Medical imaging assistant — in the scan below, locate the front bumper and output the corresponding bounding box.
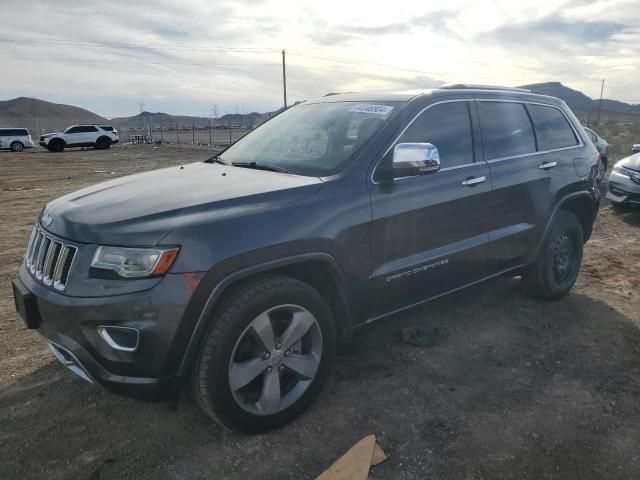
[606,170,640,205]
[13,265,201,402]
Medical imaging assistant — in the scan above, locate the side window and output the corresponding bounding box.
[100,126,114,132]
[78,126,98,133]
[0,130,8,137]
[67,126,82,134]
[477,102,536,160]
[396,102,474,168]
[527,104,578,151]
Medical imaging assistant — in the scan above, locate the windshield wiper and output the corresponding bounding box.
[231,161,292,174]
[208,156,229,166]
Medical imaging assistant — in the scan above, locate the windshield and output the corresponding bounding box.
[217,101,401,176]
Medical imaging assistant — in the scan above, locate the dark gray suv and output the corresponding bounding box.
[12,85,600,432]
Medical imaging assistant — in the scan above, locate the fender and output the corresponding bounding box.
[175,252,353,377]
[529,189,598,262]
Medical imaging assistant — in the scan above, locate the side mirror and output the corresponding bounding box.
[632,144,640,153]
[392,143,440,178]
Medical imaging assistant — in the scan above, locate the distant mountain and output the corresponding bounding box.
[518,82,640,122]
[2,84,638,137]
[0,97,107,135]
[111,110,279,130]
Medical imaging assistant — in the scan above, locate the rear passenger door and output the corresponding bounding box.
[368,99,491,317]
[477,99,581,272]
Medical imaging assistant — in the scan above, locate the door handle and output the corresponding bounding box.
[539,161,557,170]
[461,176,486,187]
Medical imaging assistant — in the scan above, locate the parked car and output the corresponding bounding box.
[607,151,640,208]
[12,86,601,433]
[583,127,609,181]
[633,144,640,153]
[0,128,35,152]
[39,125,119,152]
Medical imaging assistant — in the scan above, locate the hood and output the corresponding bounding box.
[618,152,640,172]
[42,162,323,245]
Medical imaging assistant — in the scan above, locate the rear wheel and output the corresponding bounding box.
[10,141,24,152]
[522,210,584,300]
[48,139,64,152]
[192,275,336,433]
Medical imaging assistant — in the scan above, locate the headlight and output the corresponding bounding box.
[91,246,179,278]
[613,164,629,177]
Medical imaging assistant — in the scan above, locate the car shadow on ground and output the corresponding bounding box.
[1,277,640,480]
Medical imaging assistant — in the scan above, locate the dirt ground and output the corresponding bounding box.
[1,145,639,480]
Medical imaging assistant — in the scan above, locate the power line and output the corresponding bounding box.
[0,36,280,53]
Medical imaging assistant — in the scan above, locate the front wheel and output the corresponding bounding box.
[10,141,24,152]
[95,137,112,149]
[522,210,584,300]
[192,275,336,433]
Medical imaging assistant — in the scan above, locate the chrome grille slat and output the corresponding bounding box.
[23,224,77,292]
[25,227,37,266]
[43,241,63,285]
[29,232,44,273]
[35,237,52,280]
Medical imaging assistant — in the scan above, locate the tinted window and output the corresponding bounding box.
[67,126,82,133]
[100,125,114,131]
[527,104,578,150]
[478,102,535,160]
[81,126,98,133]
[396,101,474,168]
[0,129,27,136]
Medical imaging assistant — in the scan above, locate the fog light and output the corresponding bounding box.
[97,326,140,352]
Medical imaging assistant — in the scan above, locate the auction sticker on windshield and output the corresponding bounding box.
[348,104,394,116]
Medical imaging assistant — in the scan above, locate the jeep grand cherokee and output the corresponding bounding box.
[12,85,600,433]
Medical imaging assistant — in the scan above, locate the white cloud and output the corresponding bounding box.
[0,0,638,116]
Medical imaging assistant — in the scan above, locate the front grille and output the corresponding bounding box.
[24,225,77,291]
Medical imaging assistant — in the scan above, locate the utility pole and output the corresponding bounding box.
[282,49,287,110]
[176,122,180,144]
[192,120,195,144]
[208,113,212,146]
[596,78,605,124]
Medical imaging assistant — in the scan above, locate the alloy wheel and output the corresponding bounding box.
[228,304,323,415]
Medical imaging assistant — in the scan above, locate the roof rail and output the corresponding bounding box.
[439,84,532,93]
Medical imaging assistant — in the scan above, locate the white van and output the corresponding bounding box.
[0,128,35,152]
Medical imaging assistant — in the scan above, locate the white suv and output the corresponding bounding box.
[39,125,119,152]
[0,128,35,152]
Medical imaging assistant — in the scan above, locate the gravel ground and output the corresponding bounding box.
[1,145,639,479]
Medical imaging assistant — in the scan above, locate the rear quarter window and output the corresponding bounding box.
[526,104,578,151]
[100,126,114,131]
[477,101,536,160]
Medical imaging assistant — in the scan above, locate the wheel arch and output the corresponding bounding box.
[532,191,597,262]
[176,253,353,377]
[96,135,112,144]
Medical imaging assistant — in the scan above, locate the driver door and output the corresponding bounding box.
[368,100,492,317]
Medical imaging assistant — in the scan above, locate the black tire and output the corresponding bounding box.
[611,201,628,211]
[48,139,64,152]
[95,137,112,149]
[10,141,24,152]
[192,275,336,433]
[522,210,584,300]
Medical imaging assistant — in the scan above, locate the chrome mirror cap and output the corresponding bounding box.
[392,142,441,177]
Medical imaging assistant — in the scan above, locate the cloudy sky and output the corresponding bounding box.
[1,0,638,117]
